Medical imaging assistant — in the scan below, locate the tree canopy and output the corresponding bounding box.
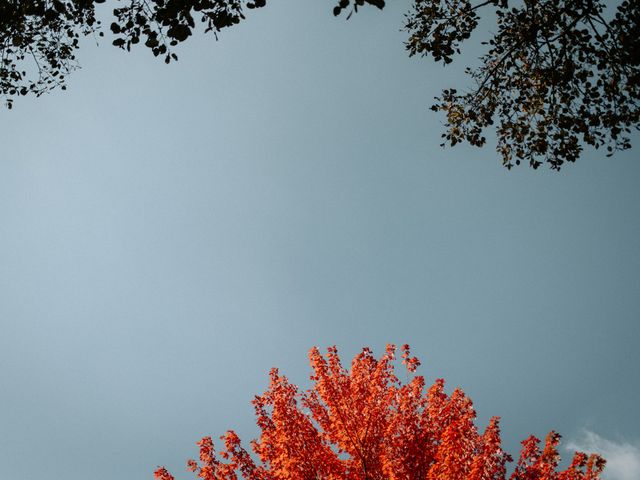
[1,0,638,169]
[153,344,605,480]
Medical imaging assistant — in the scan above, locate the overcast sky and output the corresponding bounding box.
[1,2,639,480]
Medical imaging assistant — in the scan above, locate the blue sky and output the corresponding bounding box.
[1,2,639,479]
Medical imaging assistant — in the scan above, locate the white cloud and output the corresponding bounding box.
[566,430,640,480]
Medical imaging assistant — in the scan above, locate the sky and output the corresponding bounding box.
[1,2,639,479]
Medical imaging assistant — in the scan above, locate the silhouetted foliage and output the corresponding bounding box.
[402,0,640,169]
[1,0,638,169]
[0,0,102,105]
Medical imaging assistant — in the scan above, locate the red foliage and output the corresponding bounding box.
[155,345,605,480]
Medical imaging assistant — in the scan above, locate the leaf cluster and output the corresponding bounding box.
[331,0,386,19]
[0,0,103,109]
[108,0,265,64]
[0,0,266,106]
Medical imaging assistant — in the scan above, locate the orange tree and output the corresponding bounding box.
[154,344,605,480]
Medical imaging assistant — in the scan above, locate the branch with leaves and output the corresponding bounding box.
[402,0,640,169]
